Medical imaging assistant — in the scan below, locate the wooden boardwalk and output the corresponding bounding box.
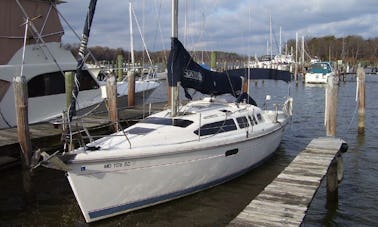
[229,137,347,226]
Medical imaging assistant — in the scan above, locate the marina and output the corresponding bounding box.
[1,0,378,226]
[1,75,378,226]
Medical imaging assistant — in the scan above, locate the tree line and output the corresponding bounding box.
[286,35,378,65]
[64,35,378,67]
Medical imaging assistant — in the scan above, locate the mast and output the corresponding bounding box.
[279,26,282,55]
[68,0,97,122]
[129,2,135,70]
[269,15,272,60]
[170,0,179,117]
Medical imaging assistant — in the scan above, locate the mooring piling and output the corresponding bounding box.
[13,76,32,169]
[127,70,136,107]
[357,66,365,134]
[106,73,119,132]
[325,74,338,136]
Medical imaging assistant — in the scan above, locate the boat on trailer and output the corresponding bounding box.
[38,0,293,223]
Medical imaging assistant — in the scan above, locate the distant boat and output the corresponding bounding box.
[304,62,335,84]
[0,42,159,128]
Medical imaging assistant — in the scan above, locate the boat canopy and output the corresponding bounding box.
[167,38,291,100]
[167,38,242,99]
[309,62,332,74]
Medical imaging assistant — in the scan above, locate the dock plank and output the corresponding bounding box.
[229,137,346,226]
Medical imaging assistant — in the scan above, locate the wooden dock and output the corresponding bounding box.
[229,137,347,226]
[0,102,166,168]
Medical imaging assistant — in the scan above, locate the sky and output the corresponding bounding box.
[57,0,378,56]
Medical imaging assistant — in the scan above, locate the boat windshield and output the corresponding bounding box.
[309,63,332,74]
[141,117,193,128]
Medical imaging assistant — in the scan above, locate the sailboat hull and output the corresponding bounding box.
[66,124,285,222]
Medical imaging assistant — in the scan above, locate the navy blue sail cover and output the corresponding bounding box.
[224,68,292,83]
[167,38,291,100]
[167,38,242,98]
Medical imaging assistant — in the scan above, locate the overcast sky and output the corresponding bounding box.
[57,0,378,56]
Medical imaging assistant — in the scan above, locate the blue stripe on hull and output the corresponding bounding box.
[88,148,277,220]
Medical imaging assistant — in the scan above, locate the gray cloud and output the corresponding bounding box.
[58,0,378,56]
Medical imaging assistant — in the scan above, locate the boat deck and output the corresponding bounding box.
[0,102,167,168]
[229,137,347,226]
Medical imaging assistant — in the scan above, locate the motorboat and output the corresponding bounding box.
[0,42,159,128]
[304,62,335,84]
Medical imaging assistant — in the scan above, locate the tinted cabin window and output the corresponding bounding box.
[28,70,98,98]
[0,79,10,102]
[79,70,99,91]
[194,119,237,136]
[28,72,65,97]
[236,116,249,129]
[141,117,193,128]
[248,116,254,126]
[257,113,263,122]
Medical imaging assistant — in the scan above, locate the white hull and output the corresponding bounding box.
[61,98,291,222]
[68,127,284,222]
[304,72,330,84]
[305,62,335,84]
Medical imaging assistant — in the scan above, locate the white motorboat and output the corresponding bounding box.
[0,42,159,128]
[304,62,335,84]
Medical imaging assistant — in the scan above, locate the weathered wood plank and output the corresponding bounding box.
[229,137,346,226]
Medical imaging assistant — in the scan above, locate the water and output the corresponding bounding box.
[1,75,378,226]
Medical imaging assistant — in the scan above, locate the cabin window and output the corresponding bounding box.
[236,116,249,129]
[248,116,254,125]
[194,119,237,136]
[0,79,10,102]
[257,113,263,122]
[250,114,258,125]
[78,70,99,91]
[28,72,65,97]
[28,70,99,98]
[141,117,193,128]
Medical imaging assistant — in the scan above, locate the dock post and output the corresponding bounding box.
[325,75,338,136]
[13,76,32,169]
[65,71,74,111]
[357,67,365,134]
[127,70,135,106]
[326,157,339,205]
[117,54,124,81]
[211,51,217,70]
[106,73,119,132]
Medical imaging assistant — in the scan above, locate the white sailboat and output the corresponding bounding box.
[39,0,293,223]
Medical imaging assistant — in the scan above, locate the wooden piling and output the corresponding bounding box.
[13,76,32,168]
[326,157,338,204]
[325,75,338,136]
[127,70,135,106]
[210,51,216,70]
[106,74,118,132]
[357,67,365,134]
[117,54,124,81]
[294,63,299,84]
[65,71,74,111]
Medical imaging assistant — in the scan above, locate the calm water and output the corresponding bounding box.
[1,75,377,226]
